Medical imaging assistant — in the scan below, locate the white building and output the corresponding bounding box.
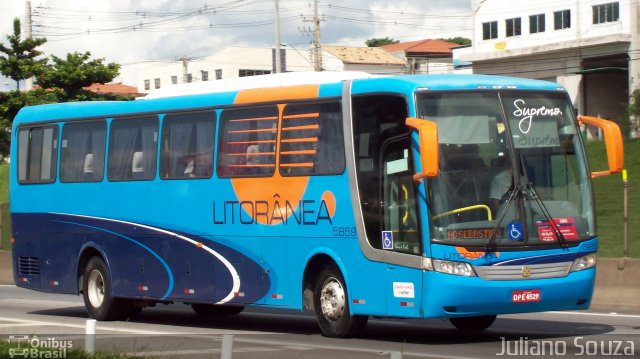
[124,45,409,95]
[458,0,640,137]
[126,46,315,94]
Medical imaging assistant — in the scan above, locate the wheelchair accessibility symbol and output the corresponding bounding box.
[382,231,394,250]
[508,222,524,241]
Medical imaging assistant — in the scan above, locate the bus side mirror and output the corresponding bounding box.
[578,115,624,178]
[406,117,439,181]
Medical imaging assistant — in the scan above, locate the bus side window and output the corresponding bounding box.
[217,106,278,178]
[160,111,215,179]
[108,116,158,181]
[17,125,59,184]
[60,120,106,183]
[279,101,345,176]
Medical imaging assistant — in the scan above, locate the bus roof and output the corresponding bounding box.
[13,73,566,126]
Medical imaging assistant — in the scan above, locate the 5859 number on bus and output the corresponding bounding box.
[332,227,357,237]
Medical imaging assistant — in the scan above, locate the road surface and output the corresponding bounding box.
[0,285,638,358]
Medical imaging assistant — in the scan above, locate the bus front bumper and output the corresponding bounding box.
[422,267,595,318]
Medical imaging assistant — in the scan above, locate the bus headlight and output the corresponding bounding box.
[432,259,476,277]
[571,254,596,272]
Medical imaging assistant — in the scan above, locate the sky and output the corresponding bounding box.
[0,0,472,90]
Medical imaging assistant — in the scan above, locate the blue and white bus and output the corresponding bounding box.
[10,72,623,337]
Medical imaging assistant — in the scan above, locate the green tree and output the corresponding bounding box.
[0,18,48,90]
[365,37,400,47]
[36,51,121,101]
[0,89,59,156]
[439,37,472,46]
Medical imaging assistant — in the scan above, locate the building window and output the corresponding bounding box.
[239,69,271,77]
[171,76,178,85]
[215,69,222,80]
[554,10,571,30]
[593,2,619,24]
[186,73,193,83]
[144,79,150,91]
[201,70,209,81]
[529,14,546,34]
[482,21,498,40]
[154,78,161,89]
[505,17,521,37]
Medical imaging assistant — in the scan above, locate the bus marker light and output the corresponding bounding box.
[184,288,195,294]
[49,280,59,286]
[400,302,414,307]
[234,291,245,297]
[352,299,366,305]
[271,294,283,299]
[196,242,203,248]
[10,237,15,245]
[137,285,149,292]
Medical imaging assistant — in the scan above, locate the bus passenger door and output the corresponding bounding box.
[380,135,423,317]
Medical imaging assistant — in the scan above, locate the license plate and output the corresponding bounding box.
[512,289,541,303]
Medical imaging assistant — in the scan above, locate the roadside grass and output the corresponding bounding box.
[0,139,637,257]
[0,163,9,251]
[585,138,640,258]
[0,340,137,359]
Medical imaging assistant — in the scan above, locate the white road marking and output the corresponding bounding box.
[0,316,166,335]
[547,311,640,319]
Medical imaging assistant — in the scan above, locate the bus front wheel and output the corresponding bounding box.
[82,256,140,321]
[450,315,497,331]
[313,264,367,338]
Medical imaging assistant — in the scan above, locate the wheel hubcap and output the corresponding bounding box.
[320,278,345,322]
[87,269,105,308]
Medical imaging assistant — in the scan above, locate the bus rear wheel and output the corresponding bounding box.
[313,264,367,338]
[191,303,244,316]
[450,315,497,331]
[83,256,140,321]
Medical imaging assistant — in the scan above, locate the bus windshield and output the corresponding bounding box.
[417,91,594,248]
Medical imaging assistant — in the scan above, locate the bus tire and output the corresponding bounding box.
[191,303,244,316]
[450,315,497,331]
[313,264,367,338]
[82,256,132,321]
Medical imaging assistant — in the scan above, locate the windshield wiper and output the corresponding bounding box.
[526,182,568,248]
[485,183,521,253]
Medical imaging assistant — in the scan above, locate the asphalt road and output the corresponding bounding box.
[0,285,638,358]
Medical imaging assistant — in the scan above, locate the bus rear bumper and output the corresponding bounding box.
[422,267,595,318]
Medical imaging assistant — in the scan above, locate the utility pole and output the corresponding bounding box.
[24,0,33,91]
[274,0,281,73]
[301,0,323,71]
[177,56,194,83]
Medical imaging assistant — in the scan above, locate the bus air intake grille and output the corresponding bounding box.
[18,257,41,275]
[474,262,572,280]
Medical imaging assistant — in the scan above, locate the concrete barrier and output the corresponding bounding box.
[0,250,638,313]
[591,258,640,314]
